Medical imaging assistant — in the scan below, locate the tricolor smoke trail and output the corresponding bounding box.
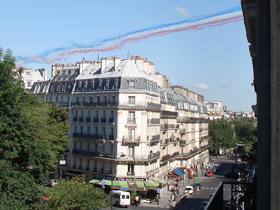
[17,6,243,65]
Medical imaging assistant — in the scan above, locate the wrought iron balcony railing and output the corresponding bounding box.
[73,132,106,140]
[122,135,141,144]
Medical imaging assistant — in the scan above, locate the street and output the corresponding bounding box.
[102,155,238,210]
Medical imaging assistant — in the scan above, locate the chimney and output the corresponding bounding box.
[101,57,108,73]
[114,56,121,70]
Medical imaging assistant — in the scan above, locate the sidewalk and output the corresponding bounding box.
[140,174,205,208]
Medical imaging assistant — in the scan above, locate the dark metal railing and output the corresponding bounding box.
[205,181,256,210]
[122,135,141,143]
[71,101,118,107]
[73,132,106,140]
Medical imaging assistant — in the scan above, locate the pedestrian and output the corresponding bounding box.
[134,195,139,206]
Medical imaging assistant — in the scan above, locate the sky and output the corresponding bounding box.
[0,0,256,112]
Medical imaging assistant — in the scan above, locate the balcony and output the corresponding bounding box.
[161,110,178,117]
[147,102,161,110]
[151,135,160,141]
[180,140,187,146]
[127,171,135,176]
[127,118,136,124]
[72,149,115,159]
[108,135,114,140]
[171,151,179,158]
[148,118,160,125]
[109,117,114,123]
[116,151,160,162]
[86,117,91,122]
[161,139,169,145]
[180,128,186,135]
[101,117,106,123]
[122,135,141,144]
[160,124,168,131]
[71,101,118,107]
[176,145,210,160]
[79,117,84,122]
[73,132,106,140]
[93,117,98,123]
[161,154,171,162]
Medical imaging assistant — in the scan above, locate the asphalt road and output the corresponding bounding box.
[173,156,237,210]
[102,156,239,210]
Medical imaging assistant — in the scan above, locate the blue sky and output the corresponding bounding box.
[0,0,255,112]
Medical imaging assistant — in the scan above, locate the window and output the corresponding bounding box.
[104,79,109,88]
[128,80,135,89]
[128,96,135,105]
[26,71,31,75]
[114,78,118,87]
[27,81,31,87]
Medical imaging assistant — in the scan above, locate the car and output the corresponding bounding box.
[206,170,213,177]
[236,158,242,163]
[184,185,194,195]
[200,200,209,210]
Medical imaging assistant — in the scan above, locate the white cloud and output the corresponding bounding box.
[193,83,210,90]
[219,82,232,88]
[175,7,189,16]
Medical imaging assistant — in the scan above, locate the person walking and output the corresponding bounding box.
[134,195,139,206]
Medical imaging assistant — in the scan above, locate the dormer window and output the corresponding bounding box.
[98,79,102,89]
[104,79,109,89]
[128,79,135,89]
[114,78,118,89]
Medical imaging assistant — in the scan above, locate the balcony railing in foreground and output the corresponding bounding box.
[205,181,256,210]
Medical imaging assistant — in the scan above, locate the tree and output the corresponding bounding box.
[0,47,70,209]
[35,176,108,210]
[208,118,237,154]
[232,117,257,156]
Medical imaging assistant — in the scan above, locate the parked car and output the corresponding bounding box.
[184,185,194,195]
[206,170,213,177]
[200,200,209,210]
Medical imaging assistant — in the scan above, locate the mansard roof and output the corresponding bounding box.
[77,59,156,82]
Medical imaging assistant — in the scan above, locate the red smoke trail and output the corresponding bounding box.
[19,12,243,65]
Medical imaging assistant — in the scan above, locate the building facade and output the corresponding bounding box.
[31,56,210,190]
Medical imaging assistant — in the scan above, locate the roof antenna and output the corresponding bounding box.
[127,50,134,59]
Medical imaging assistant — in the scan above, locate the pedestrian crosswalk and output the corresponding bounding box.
[200,186,231,191]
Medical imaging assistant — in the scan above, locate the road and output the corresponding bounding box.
[102,156,238,210]
[173,156,236,210]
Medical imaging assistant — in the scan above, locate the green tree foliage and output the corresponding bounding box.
[36,176,108,210]
[232,117,257,155]
[0,47,70,209]
[208,118,237,153]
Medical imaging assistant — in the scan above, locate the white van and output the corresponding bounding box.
[185,185,194,195]
[107,190,131,207]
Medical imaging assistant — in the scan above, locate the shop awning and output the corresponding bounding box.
[144,180,159,189]
[89,179,121,189]
[173,168,185,177]
[89,179,147,191]
[119,181,129,190]
[152,177,167,187]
